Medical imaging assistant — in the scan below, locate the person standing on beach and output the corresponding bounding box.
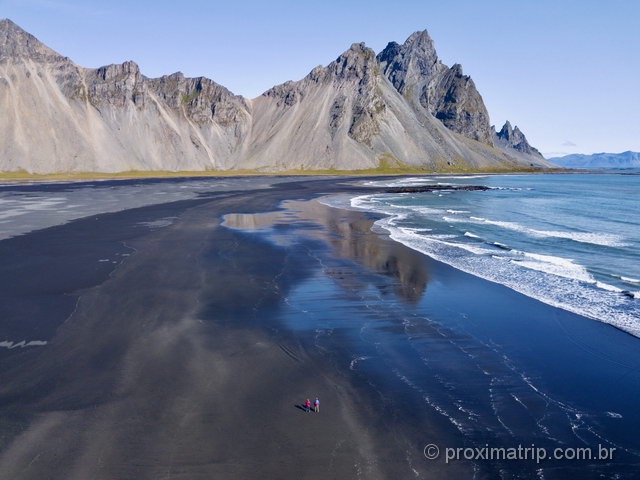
[305,398,311,413]
[314,397,320,413]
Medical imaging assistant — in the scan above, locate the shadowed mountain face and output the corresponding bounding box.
[377,31,493,145]
[0,19,552,173]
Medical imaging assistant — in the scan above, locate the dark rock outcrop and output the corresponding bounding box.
[384,185,490,194]
[148,72,248,126]
[330,43,385,145]
[493,121,543,158]
[88,61,147,108]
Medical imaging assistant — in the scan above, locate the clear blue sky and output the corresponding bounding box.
[1,0,638,157]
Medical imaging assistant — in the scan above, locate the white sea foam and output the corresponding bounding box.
[350,195,398,216]
[437,175,489,180]
[418,234,497,256]
[455,215,627,247]
[0,340,48,349]
[447,209,470,214]
[595,281,625,293]
[374,215,640,338]
[338,186,640,333]
[413,206,446,215]
[428,234,458,240]
[392,368,468,434]
[441,216,465,224]
[447,242,497,256]
[509,260,587,282]
[398,226,432,234]
[534,230,627,247]
[138,217,176,228]
[362,177,434,188]
[464,232,482,239]
[349,356,371,370]
[621,276,640,284]
[511,251,595,283]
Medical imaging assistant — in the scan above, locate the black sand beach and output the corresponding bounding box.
[0,177,638,479]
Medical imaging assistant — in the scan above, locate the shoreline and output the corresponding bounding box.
[222,193,640,477]
[0,176,638,478]
[0,166,563,184]
[338,175,640,340]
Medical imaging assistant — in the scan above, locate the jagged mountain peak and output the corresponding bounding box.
[499,120,513,135]
[496,121,531,143]
[497,121,527,141]
[328,42,378,81]
[0,18,28,38]
[493,121,543,159]
[403,29,437,53]
[378,30,437,66]
[94,60,142,81]
[0,18,64,63]
[0,18,17,30]
[378,31,493,145]
[263,42,379,102]
[377,30,441,95]
[450,63,464,74]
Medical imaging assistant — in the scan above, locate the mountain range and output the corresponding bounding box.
[0,19,553,174]
[548,151,640,169]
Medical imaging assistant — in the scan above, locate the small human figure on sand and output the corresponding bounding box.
[314,397,320,413]
[305,398,311,413]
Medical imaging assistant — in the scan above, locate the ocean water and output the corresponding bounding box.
[228,190,640,478]
[347,174,640,337]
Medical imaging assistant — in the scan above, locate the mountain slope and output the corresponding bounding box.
[0,19,552,173]
[0,19,251,173]
[549,151,640,169]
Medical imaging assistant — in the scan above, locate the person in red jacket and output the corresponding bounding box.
[305,398,311,413]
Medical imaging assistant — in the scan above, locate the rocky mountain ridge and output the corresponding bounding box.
[0,19,552,173]
[492,120,544,163]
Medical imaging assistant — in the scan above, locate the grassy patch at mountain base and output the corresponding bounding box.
[0,163,554,182]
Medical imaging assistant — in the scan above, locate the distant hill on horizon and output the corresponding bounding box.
[548,151,640,169]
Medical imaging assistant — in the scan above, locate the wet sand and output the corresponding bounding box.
[0,177,638,479]
[0,179,445,479]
